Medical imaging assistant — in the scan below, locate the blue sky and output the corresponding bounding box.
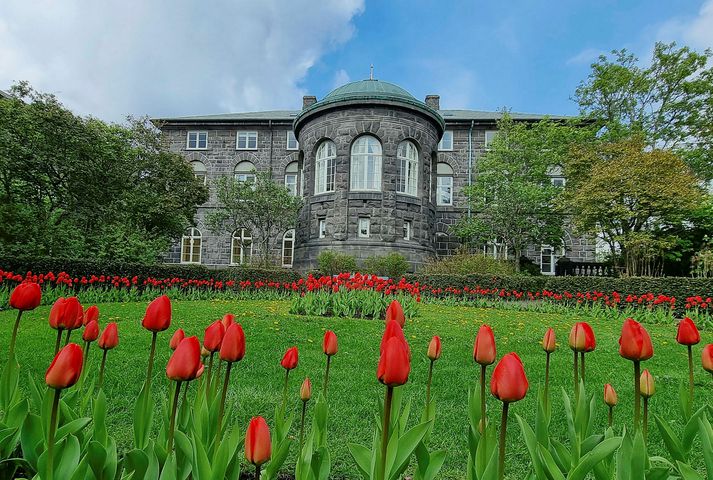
[1,0,711,121]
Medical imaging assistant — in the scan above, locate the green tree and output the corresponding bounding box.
[207,171,303,267]
[453,114,588,271]
[574,42,713,181]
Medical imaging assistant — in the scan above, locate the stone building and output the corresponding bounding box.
[154,79,595,273]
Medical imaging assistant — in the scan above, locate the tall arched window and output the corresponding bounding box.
[234,161,256,184]
[284,162,300,196]
[397,141,418,196]
[315,141,336,194]
[231,228,252,265]
[350,136,382,191]
[436,163,454,206]
[181,228,201,264]
[282,229,295,267]
[191,161,207,185]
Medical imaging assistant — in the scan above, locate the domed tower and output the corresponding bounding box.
[292,79,445,271]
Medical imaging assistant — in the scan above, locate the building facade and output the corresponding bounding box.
[155,79,596,273]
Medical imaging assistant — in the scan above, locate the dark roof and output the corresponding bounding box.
[0,90,12,100]
[325,79,416,102]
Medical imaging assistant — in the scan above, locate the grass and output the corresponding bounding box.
[1,299,712,479]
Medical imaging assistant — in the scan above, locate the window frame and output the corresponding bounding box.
[234,161,257,185]
[350,136,383,192]
[403,220,412,241]
[231,228,253,265]
[397,140,419,196]
[550,176,566,187]
[284,162,300,196]
[315,141,336,195]
[358,217,371,238]
[436,163,454,206]
[438,130,453,151]
[186,131,208,150]
[236,131,259,150]
[484,130,498,148]
[318,219,327,239]
[286,131,299,150]
[180,227,202,264]
[540,245,555,275]
[281,229,295,267]
[190,160,208,186]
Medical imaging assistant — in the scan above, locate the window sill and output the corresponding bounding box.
[236,148,258,151]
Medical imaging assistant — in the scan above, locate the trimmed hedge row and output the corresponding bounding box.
[0,257,301,284]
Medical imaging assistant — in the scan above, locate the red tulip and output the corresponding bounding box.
[9,282,41,311]
[245,416,272,466]
[701,344,713,373]
[83,320,100,342]
[142,295,171,332]
[640,370,655,398]
[427,335,442,361]
[281,346,299,370]
[83,305,99,326]
[676,317,700,346]
[490,352,528,403]
[618,318,654,361]
[71,304,84,330]
[203,320,225,352]
[98,323,119,350]
[221,313,235,330]
[169,329,185,350]
[385,300,405,327]
[300,377,312,401]
[166,336,204,381]
[381,320,409,356]
[603,384,618,406]
[542,328,556,353]
[569,322,596,352]
[377,336,411,387]
[220,323,246,362]
[323,330,338,356]
[45,343,83,389]
[474,324,496,366]
[48,297,81,330]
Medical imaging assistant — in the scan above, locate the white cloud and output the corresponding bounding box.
[332,69,351,89]
[655,0,713,50]
[566,48,606,66]
[0,0,364,121]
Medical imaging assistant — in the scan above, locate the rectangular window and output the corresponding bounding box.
[484,130,497,148]
[403,221,412,240]
[318,219,327,239]
[358,217,370,238]
[436,176,453,206]
[551,177,566,187]
[286,131,299,150]
[187,131,208,150]
[236,131,258,150]
[541,246,555,275]
[285,174,298,196]
[438,130,453,151]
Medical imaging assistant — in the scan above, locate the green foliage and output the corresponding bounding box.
[316,251,357,276]
[363,253,410,278]
[420,252,516,276]
[290,291,418,320]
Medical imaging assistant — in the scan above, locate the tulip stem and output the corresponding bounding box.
[498,402,509,480]
[323,355,331,399]
[281,370,290,415]
[217,362,232,437]
[167,380,182,453]
[573,351,579,402]
[54,329,63,356]
[608,406,613,428]
[426,359,434,405]
[64,329,71,346]
[379,386,394,480]
[145,332,157,390]
[255,464,261,480]
[480,364,487,434]
[8,310,22,362]
[544,352,551,411]
[98,349,108,389]
[580,352,585,383]
[206,353,215,395]
[643,397,649,443]
[687,345,694,403]
[47,388,62,480]
[634,361,641,432]
[299,400,307,451]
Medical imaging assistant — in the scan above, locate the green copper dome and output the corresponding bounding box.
[324,79,416,102]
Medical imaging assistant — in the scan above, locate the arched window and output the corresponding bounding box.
[436,163,453,206]
[181,228,201,264]
[315,141,336,194]
[231,228,252,265]
[284,162,300,196]
[351,136,382,191]
[397,141,418,196]
[234,161,256,184]
[282,229,295,267]
[191,161,207,185]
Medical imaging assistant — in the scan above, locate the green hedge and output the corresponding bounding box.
[0,257,301,284]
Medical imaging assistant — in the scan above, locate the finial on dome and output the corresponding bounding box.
[370,64,374,80]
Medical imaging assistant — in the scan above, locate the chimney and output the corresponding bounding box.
[302,95,317,109]
[425,95,440,110]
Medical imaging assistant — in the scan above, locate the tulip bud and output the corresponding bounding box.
[201,346,210,358]
[300,377,312,401]
[245,416,272,466]
[45,343,83,389]
[203,320,225,353]
[619,318,654,361]
[72,304,84,330]
[427,335,442,361]
[640,369,655,398]
[676,317,700,346]
[490,352,529,403]
[9,282,42,311]
[167,336,204,381]
[381,320,410,357]
[377,336,411,387]
[169,329,185,350]
[83,320,100,343]
[220,323,246,362]
[49,297,81,330]
[385,300,405,327]
[281,346,299,370]
[323,330,338,356]
[542,328,556,353]
[221,313,235,330]
[474,324,496,366]
[142,295,171,332]
[569,322,596,352]
[703,344,713,373]
[603,384,618,407]
[98,322,119,350]
[83,305,99,326]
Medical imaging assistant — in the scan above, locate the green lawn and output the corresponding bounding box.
[1,299,711,479]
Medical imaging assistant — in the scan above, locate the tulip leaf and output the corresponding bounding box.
[630,430,646,480]
[390,421,431,479]
[55,417,91,444]
[348,443,372,480]
[20,413,42,472]
[515,414,546,480]
[568,436,621,480]
[698,416,713,480]
[683,406,707,453]
[312,446,332,480]
[87,441,108,479]
[122,448,149,480]
[549,438,571,474]
[159,454,178,480]
[423,449,446,480]
[93,390,108,447]
[678,381,692,423]
[133,383,154,450]
[536,443,566,480]
[654,414,685,463]
[677,460,705,480]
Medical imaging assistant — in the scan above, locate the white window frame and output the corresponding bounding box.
[358,217,370,238]
[318,219,327,239]
[286,131,299,150]
[438,130,453,151]
[231,228,253,265]
[550,176,566,187]
[284,162,300,196]
[397,141,418,196]
[234,161,257,185]
[315,141,336,194]
[350,136,382,192]
[191,160,207,185]
[281,229,295,267]
[186,131,208,150]
[181,228,202,264]
[484,130,498,148]
[540,245,555,275]
[436,163,454,206]
[403,221,412,241]
[236,131,258,150]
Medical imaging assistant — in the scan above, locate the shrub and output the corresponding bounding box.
[420,253,517,276]
[316,251,357,276]
[363,253,410,278]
